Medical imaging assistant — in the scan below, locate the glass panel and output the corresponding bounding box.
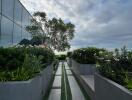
[0,16,13,47]
[0,14,1,44]
[28,32,32,40]
[0,0,1,13]
[28,16,32,40]
[22,29,28,39]
[2,0,14,20]
[29,16,32,25]
[13,23,22,45]
[14,0,22,25]
[22,9,29,28]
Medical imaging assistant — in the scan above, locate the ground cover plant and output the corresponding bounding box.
[96,46,132,91]
[0,46,54,82]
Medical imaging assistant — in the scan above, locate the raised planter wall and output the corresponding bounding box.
[71,60,96,75]
[66,58,72,67]
[0,64,53,100]
[95,74,132,100]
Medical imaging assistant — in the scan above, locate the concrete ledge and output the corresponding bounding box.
[72,70,95,100]
[95,74,132,100]
[71,60,96,75]
[0,64,53,100]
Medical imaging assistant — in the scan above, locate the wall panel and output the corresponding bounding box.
[2,0,14,20]
[13,23,22,44]
[14,0,22,26]
[0,16,13,47]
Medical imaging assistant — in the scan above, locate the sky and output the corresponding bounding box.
[20,0,132,51]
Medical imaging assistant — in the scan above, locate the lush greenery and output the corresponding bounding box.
[67,52,72,58]
[96,46,132,90]
[26,12,75,51]
[0,46,54,81]
[56,54,67,60]
[19,36,44,46]
[72,47,105,64]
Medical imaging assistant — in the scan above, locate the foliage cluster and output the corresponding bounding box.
[0,46,54,81]
[96,46,132,90]
[26,12,75,51]
[67,52,72,58]
[72,47,105,64]
[56,54,67,60]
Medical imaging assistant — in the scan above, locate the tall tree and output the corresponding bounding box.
[26,11,75,51]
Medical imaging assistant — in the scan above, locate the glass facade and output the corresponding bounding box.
[0,0,32,47]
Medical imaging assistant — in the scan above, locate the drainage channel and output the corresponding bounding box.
[61,62,72,100]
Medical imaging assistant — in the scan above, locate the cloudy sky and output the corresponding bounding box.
[20,0,132,50]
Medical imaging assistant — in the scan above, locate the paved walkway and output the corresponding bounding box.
[56,65,62,76]
[48,62,62,100]
[48,61,86,100]
[64,62,86,100]
[48,89,61,100]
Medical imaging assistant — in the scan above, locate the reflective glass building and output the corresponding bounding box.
[0,0,32,47]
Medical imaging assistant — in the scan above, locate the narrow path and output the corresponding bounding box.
[48,62,62,100]
[48,61,87,100]
[64,62,86,100]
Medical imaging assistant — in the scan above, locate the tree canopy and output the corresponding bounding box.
[26,11,75,51]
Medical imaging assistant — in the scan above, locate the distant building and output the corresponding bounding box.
[0,0,33,47]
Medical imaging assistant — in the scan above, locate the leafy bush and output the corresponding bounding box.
[97,46,132,87]
[19,39,31,45]
[56,54,67,60]
[0,46,55,81]
[67,52,72,58]
[72,47,105,64]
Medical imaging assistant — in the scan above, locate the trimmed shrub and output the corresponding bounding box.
[56,54,67,60]
[72,47,105,64]
[67,52,72,58]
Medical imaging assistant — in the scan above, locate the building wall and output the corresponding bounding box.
[0,0,32,47]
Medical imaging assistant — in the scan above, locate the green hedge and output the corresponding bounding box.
[0,46,55,81]
[56,54,67,60]
[67,52,72,58]
[72,47,105,64]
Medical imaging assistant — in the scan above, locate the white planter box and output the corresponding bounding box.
[0,64,53,100]
[94,74,132,100]
[71,60,96,75]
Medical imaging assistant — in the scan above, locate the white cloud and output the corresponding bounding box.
[20,0,132,50]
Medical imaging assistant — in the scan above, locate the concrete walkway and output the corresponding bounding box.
[48,62,62,100]
[48,62,86,100]
[56,64,62,76]
[64,62,86,100]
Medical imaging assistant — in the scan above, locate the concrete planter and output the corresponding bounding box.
[95,74,132,100]
[66,58,72,67]
[0,64,53,100]
[71,60,96,75]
